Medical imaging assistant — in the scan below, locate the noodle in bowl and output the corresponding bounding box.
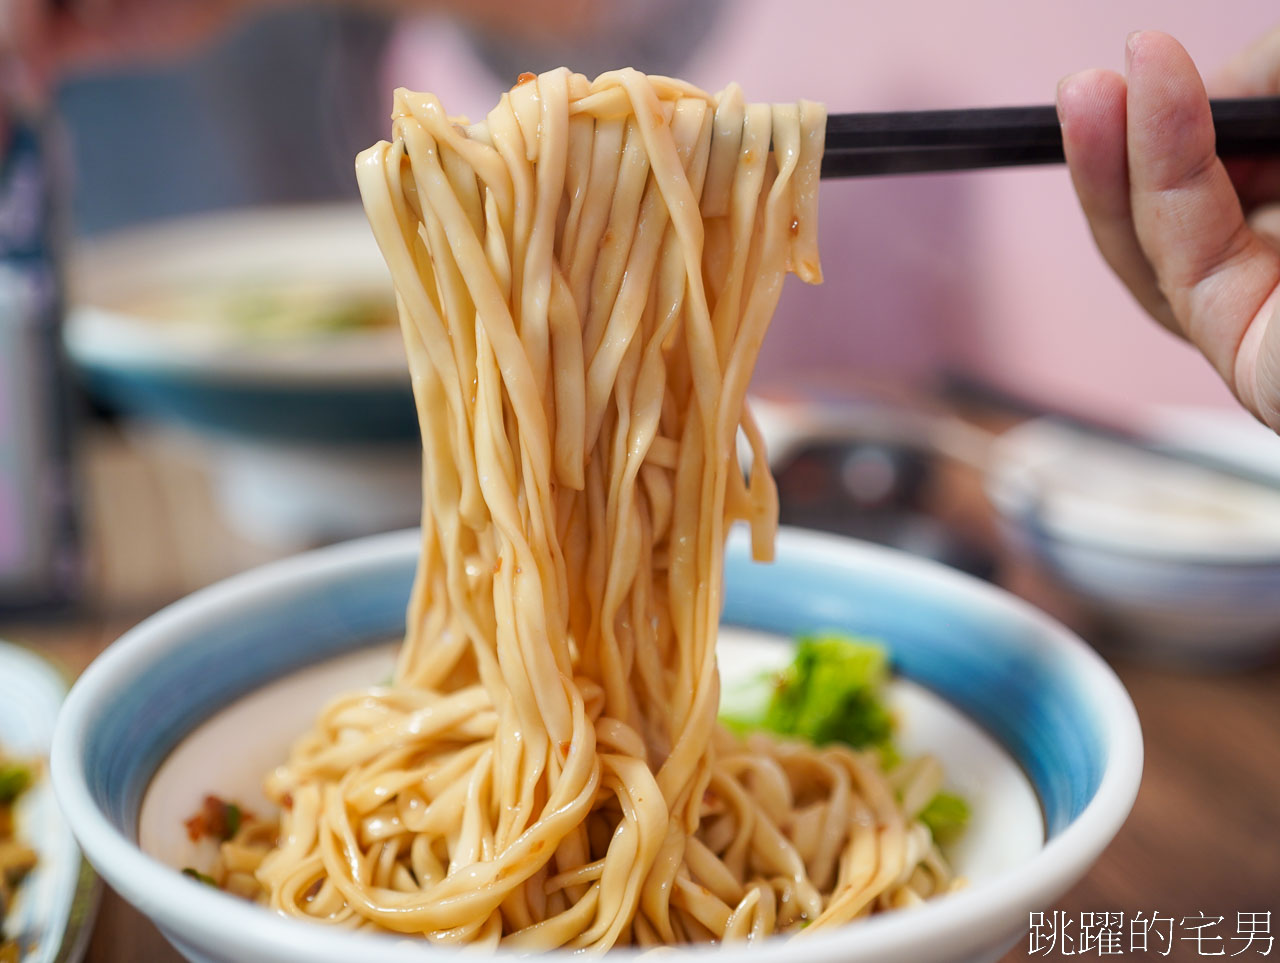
[51,527,1141,963]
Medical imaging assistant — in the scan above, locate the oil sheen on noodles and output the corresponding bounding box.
[252,69,956,950]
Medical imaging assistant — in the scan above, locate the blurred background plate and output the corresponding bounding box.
[0,641,97,963]
[63,206,422,548]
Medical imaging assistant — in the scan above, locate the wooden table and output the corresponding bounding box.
[4,423,1278,962]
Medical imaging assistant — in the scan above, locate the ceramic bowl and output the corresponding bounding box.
[986,410,1280,664]
[52,528,1142,963]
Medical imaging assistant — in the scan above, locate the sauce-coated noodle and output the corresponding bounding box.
[252,69,957,950]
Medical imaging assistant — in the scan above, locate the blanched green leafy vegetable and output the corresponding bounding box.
[0,764,31,805]
[181,867,218,887]
[761,634,896,753]
[721,632,970,843]
[224,288,395,338]
[918,791,970,844]
[223,803,242,841]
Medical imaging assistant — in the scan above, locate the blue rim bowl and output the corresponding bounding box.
[51,527,1142,963]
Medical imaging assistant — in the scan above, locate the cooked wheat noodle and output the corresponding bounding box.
[247,69,956,950]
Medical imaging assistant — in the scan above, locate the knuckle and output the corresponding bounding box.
[1148,143,1219,197]
[1192,220,1256,290]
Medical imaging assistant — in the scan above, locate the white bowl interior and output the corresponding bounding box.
[140,630,1043,887]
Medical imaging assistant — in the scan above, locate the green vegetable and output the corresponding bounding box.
[0,763,32,804]
[224,288,392,338]
[223,803,242,841]
[760,634,896,753]
[720,632,971,846]
[181,867,218,887]
[918,791,971,844]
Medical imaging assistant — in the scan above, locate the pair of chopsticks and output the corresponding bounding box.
[819,96,1280,177]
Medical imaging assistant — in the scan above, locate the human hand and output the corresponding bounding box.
[1056,29,1280,432]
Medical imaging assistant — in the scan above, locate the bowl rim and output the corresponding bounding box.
[51,527,1143,963]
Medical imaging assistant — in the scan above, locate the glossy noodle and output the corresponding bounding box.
[250,69,956,950]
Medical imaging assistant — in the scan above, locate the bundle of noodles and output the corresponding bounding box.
[252,69,957,950]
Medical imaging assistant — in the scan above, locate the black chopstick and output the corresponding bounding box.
[941,372,1280,492]
[820,96,1280,178]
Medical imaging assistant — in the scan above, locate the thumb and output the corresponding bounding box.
[1125,31,1280,422]
[1249,300,1280,432]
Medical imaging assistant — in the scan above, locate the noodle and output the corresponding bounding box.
[251,69,956,949]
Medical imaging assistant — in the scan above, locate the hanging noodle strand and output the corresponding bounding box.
[247,69,957,950]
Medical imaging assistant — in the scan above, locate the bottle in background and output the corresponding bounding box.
[0,112,79,610]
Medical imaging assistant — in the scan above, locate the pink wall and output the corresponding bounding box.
[386,1,1279,418]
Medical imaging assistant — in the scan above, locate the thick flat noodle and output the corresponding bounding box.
[249,68,957,950]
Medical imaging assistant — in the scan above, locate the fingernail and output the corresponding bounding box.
[1125,30,1143,73]
[1055,74,1074,121]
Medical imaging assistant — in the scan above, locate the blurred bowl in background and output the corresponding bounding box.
[66,204,415,441]
[64,206,422,547]
[750,391,942,469]
[750,391,997,578]
[986,408,1280,666]
[205,435,421,548]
